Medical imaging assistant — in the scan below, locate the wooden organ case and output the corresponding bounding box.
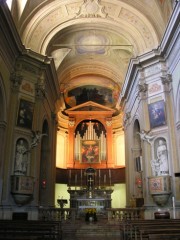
[65,101,115,169]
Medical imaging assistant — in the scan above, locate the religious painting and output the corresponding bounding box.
[17,99,34,129]
[81,140,100,163]
[148,100,166,128]
[64,85,116,108]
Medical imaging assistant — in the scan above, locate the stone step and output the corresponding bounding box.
[61,221,123,240]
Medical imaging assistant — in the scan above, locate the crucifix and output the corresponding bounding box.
[87,175,94,190]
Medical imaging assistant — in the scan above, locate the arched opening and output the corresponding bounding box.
[132,119,143,202]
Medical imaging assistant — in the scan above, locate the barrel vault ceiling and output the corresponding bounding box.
[8,0,173,130]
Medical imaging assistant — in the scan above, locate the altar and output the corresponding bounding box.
[67,167,113,216]
[68,188,113,215]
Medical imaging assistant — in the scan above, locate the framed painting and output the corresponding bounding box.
[17,99,34,129]
[148,100,166,128]
[81,140,100,163]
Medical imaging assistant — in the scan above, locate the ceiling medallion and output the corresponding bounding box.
[76,0,107,18]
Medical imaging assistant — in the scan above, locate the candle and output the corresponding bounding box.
[99,169,101,177]
[81,169,82,179]
[69,170,71,186]
[75,174,77,184]
[172,196,175,208]
[109,169,111,178]
[104,174,106,184]
[172,196,176,219]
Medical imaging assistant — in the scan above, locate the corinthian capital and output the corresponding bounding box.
[138,83,148,93]
[161,74,172,85]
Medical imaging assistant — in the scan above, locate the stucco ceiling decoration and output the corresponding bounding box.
[9,0,170,129]
[76,0,107,18]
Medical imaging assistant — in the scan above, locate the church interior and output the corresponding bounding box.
[0,0,180,239]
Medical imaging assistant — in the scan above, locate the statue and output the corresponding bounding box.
[151,139,169,176]
[30,130,48,150]
[14,131,47,175]
[157,139,169,175]
[151,158,161,176]
[14,139,28,175]
[136,130,155,145]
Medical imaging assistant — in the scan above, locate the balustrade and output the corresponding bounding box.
[39,207,144,222]
[39,207,76,221]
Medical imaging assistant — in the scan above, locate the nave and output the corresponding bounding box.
[1,213,180,240]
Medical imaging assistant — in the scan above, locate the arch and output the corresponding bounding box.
[21,1,160,55]
[133,119,142,172]
[133,119,141,150]
[132,119,143,197]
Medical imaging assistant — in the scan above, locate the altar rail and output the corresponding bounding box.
[39,207,76,221]
[107,208,144,221]
[39,207,144,222]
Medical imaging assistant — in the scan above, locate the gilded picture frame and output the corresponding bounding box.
[81,140,100,163]
[148,100,166,128]
[17,99,34,129]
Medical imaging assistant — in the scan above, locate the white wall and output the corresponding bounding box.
[111,184,126,208]
[55,183,126,208]
[55,184,70,207]
[56,133,66,168]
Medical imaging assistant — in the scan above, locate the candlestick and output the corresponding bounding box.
[172,196,175,208]
[109,169,111,178]
[99,169,101,188]
[109,169,111,186]
[104,174,106,185]
[80,169,82,188]
[69,169,71,186]
[172,196,176,219]
[75,174,77,184]
[75,174,77,190]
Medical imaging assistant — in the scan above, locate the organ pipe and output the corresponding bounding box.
[74,120,106,161]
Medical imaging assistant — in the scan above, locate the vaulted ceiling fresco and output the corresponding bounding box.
[7,0,173,129]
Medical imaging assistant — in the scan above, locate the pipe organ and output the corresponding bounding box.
[74,120,107,163]
[65,101,115,168]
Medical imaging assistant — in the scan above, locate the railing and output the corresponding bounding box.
[39,207,76,221]
[38,207,144,222]
[107,208,144,221]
